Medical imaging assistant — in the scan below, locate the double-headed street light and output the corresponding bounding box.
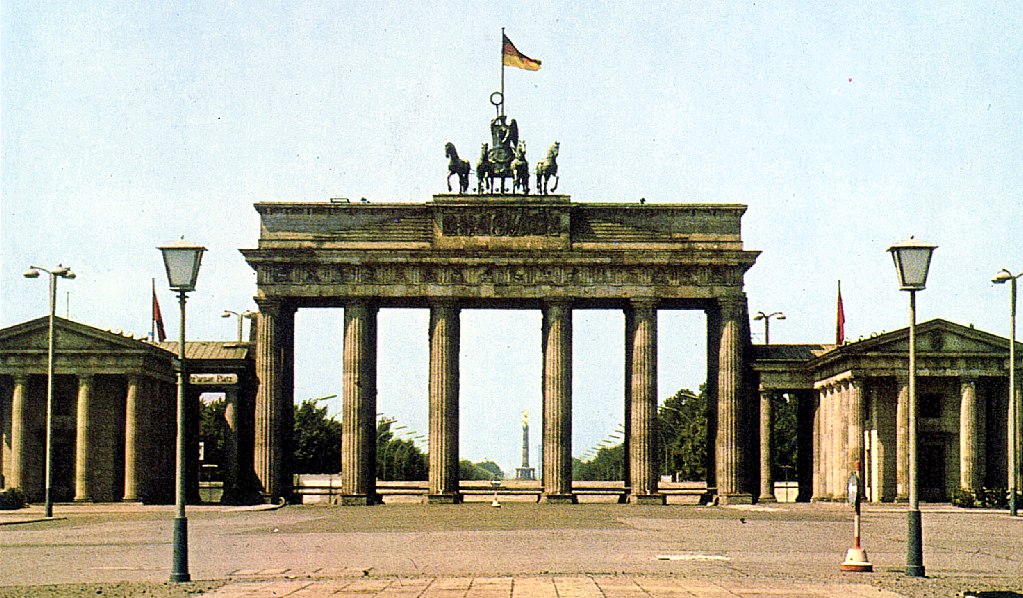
[23,265,76,519]
[221,309,256,342]
[158,238,207,583]
[888,236,937,578]
[993,268,1020,517]
[753,311,786,345]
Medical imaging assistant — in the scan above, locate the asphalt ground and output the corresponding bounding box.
[1,500,1021,597]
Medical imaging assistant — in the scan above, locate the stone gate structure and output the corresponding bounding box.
[241,194,760,504]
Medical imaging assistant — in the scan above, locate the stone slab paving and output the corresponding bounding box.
[200,576,907,597]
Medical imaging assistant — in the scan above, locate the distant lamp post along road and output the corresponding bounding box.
[158,238,207,583]
[221,309,256,342]
[23,264,76,519]
[992,268,1020,518]
[887,236,936,578]
[753,311,785,345]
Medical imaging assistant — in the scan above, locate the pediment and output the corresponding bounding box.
[844,319,1009,356]
[0,316,154,354]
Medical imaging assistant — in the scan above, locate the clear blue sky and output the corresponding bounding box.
[3,2,1021,475]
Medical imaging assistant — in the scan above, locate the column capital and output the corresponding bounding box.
[254,297,292,314]
[429,297,461,310]
[629,298,659,311]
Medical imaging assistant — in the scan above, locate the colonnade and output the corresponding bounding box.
[252,295,752,505]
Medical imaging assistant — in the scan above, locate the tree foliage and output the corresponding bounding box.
[772,392,798,481]
[573,444,624,481]
[199,398,227,475]
[659,387,707,481]
[293,397,343,474]
[377,420,428,480]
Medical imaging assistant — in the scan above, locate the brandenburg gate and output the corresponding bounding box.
[241,194,759,505]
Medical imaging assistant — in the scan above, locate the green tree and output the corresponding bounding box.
[199,398,227,477]
[658,387,707,481]
[293,397,342,474]
[458,459,506,480]
[475,460,505,480]
[573,444,624,481]
[772,392,798,482]
[377,420,427,480]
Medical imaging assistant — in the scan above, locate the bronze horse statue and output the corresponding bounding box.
[445,142,470,194]
[510,140,530,195]
[476,143,494,194]
[535,141,559,195]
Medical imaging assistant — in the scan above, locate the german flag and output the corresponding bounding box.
[502,33,541,71]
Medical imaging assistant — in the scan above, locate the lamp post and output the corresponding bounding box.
[993,269,1020,517]
[888,236,937,578]
[23,265,76,518]
[158,238,207,583]
[753,311,786,345]
[221,310,256,342]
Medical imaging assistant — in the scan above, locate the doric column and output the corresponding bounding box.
[847,379,864,483]
[123,375,140,501]
[254,298,295,502]
[959,378,979,492]
[704,306,721,491]
[428,300,460,503]
[895,376,909,501]
[628,299,662,504]
[715,296,750,504]
[9,375,29,491]
[542,300,575,503]
[814,386,822,498]
[820,385,832,498]
[221,386,241,504]
[758,388,775,502]
[341,300,378,505]
[74,374,94,502]
[831,383,845,499]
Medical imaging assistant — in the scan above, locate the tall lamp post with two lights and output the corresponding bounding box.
[992,268,1020,517]
[23,265,76,518]
[887,236,937,578]
[158,238,207,583]
[222,309,256,343]
[753,311,785,345]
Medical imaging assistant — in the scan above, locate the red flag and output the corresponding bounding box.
[836,280,845,345]
[152,280,167,342]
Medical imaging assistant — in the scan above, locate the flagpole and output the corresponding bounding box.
[152,278,156,341]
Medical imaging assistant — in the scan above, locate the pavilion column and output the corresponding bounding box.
[811,387,822,500]
[254,298,295,502]
[123,375,140,501]
[715,296,750,504]
[847,379,864,484]
[959,378,979,492]
[74,374,94,502]
[542,300,575,503]
[9,375,29,491]
[628,299,662,504]
[758,388,776,502]
[819,385,831,498]
[221,386,241,504]
[832,383,846,499]
[621,309,634,501]
[895,376,909,501]
[341,300,378,505]
[428,300,460,503]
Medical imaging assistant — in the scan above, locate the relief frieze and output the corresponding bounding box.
[261,263,739,289]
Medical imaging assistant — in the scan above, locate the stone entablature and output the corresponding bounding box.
[243,196,758,305]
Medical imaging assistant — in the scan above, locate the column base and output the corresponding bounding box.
[757,494,778,503]
[541,493,577,504]
[425,493,462,504]
[717,493,753,506]
[628,493,666,505]
[339,494,377,506]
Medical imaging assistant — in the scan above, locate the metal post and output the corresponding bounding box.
[906,289,924,577]
[44,272,57,519]
[171,289,190,582]
[1010,276,1018,517]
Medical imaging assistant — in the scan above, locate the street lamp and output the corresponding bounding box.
[753,311,786,345]
[888,236,937,578]
[993,268,1020,517]
[221,310,256,342]
[158,237,207,583]
[23,264,76,518]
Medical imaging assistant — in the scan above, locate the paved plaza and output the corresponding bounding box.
[1,501,1021,597]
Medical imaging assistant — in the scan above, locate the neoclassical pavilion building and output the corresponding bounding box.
[754,319,1021,503]
[0,317,258,504]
